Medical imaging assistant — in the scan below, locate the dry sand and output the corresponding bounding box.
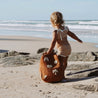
[0,35,98,98]
[0,35,97,54]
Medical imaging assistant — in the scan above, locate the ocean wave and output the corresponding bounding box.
[0,20,98,31]
[0,24,98,31]
[0,23,51,27]
[0,20,98,43]
[0,20,50,24]
[0,26,52,32]
[68,25,98,30]
[79,21,98,25]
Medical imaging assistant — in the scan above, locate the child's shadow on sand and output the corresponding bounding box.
[61,67,98,83]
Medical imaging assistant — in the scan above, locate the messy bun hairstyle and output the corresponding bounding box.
[50,12,64,26]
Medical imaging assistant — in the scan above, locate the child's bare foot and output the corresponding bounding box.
[61,77,70,82]
[61,79,68,82]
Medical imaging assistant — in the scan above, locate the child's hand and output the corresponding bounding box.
[43,51,51,55]
[43,52,48,55]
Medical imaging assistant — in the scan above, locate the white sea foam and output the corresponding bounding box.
[68,25,98,30]
[0,23,51,28]
[0,20,98,43]
[79,21,98,25]
[0,20,98,30]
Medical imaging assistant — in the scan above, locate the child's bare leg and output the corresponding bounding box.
[63,56,68,70]
[58,55,67,79]
[62,56,68,79]
[58,55,64,66]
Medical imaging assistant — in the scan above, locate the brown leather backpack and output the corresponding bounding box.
[40,52,64,83]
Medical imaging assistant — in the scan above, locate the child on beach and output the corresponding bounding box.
[45,11,83,80]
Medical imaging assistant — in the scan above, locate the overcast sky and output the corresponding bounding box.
[0,0,98,20]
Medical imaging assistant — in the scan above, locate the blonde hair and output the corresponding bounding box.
[50,12,64,26]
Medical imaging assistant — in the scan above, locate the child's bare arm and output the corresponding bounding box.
[67,30,83,43]
[47,30,57,54]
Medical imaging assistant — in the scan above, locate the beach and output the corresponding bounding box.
[0,0,98,97]
[0,35,98,98]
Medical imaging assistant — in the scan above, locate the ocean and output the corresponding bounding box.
[0,20,98,43]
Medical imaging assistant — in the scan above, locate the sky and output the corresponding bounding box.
[0,0,98,20]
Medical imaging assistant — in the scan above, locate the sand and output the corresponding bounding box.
[0,35,97,54]
[0,35,98,98]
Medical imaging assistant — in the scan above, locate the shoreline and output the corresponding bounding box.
[0,34,98,44]
[0,35,97,54]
